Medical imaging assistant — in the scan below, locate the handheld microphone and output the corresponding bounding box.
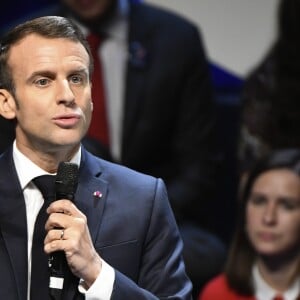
[49,162,79,299]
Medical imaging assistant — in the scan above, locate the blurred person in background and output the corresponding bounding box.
[238,0,300,177]
[199,148,300,300]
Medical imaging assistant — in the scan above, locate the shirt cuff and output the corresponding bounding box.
[78,259,115,300]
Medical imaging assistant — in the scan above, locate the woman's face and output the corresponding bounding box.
[246,169,300,257]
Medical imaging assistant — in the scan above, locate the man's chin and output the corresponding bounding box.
[46,135,82,151]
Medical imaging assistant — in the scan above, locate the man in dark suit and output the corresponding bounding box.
[0,15,192,299]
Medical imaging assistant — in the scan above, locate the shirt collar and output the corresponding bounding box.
[253,264,300,300]
[13,141,81,190]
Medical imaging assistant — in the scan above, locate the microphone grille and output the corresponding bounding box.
[55,162,79,199]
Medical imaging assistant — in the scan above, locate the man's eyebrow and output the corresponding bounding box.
[26,68,89,82]
[26,70,56,84]
[68,68,89,76]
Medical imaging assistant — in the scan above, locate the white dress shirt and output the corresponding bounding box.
[13,141,115,300]
[253,264,300,300]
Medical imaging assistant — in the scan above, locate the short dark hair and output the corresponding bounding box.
[0,16,93,94]
[225,148,300,295]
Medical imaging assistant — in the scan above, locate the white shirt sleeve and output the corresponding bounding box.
[78,259,115,300]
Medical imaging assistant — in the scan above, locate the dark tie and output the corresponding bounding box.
[273,295,284,300]
[86,32,110,146]
[30,175,55,300]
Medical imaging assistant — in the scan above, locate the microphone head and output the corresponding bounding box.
[55,162,79,201]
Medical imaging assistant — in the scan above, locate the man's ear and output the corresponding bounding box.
[0,89,17,120]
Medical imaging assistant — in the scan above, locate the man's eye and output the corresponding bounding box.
[35,78,49,86]
[70,75,83,84]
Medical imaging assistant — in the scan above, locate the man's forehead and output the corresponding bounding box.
[11,33,75,49]
[8,34,90,78]
[9,34,88,61]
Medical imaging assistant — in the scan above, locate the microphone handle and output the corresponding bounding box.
[49,162,78,300]
[49,251,68,300]
[49,194,75,299]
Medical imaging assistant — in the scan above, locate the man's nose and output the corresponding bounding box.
[56,80,75,106]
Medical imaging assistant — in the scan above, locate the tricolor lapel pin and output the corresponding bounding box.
[93,191,103,198]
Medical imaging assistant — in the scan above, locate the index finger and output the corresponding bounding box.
[46,199,77,216]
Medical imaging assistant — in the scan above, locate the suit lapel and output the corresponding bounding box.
[76,148,108,244]
[0,149,28,299]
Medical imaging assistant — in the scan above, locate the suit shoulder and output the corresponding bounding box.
[86,151,161,189]
[105,159,159,185]
[96,158,170,212]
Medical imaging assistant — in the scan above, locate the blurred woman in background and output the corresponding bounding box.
[199,148,300,300]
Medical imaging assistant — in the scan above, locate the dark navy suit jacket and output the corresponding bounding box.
[0,147,192,299]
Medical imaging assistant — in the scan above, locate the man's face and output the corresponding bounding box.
[7,33,93,153]
[62,0,114,22]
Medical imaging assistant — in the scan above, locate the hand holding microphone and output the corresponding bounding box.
[44,162,102,298]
